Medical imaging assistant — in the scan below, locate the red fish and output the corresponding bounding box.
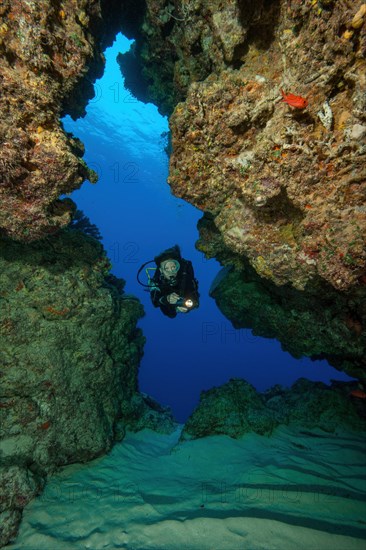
[349,389,366,399]
[281,89,308,109]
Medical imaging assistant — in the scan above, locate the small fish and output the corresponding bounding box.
[281,89,308,109]
[349,389,366,399]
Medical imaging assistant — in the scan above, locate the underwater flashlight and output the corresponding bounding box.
[177,297,194,308]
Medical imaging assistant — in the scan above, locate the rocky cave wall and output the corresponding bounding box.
[0,229,146,546]
[120,0,366,292]
[0,226,177,547]
[0,0,145,241]
[0,1,150,545]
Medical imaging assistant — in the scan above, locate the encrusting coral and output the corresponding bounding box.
[121,0,366,292]
[0,0,130,241]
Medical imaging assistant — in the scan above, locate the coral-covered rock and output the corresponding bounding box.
[169,55,366,290]
[119,0,280,116]
[264,378,366,432]
[181,379,276,441]
[0,229,145,545]
[0,510,22,549]
[121,0,366,291]
[208,261,366,381]
[0,0,129,241]
[120,392,178,435]
[0,465,44,545]
[181,377,366,441]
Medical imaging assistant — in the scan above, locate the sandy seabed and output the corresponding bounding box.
[10,425,366,550]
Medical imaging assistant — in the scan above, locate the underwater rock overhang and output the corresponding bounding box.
[0,229,151,546]
[205,245,366,381]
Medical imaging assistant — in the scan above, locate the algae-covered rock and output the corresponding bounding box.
[0,464,43,548]
[0,229,145,545]
[265,378,366,433]
[181,379,276,441]
[208,258,366,381]
[181,378,366,442]
[0,510,21,550]
[120,392,178,435]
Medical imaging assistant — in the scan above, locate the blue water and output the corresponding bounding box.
[62,33,352,422]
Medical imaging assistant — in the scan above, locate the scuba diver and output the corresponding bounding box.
[137,245,199,318]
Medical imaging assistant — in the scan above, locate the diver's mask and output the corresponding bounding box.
[160,259,180,278]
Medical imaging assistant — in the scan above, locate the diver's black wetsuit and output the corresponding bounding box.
[150,259,199,318]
